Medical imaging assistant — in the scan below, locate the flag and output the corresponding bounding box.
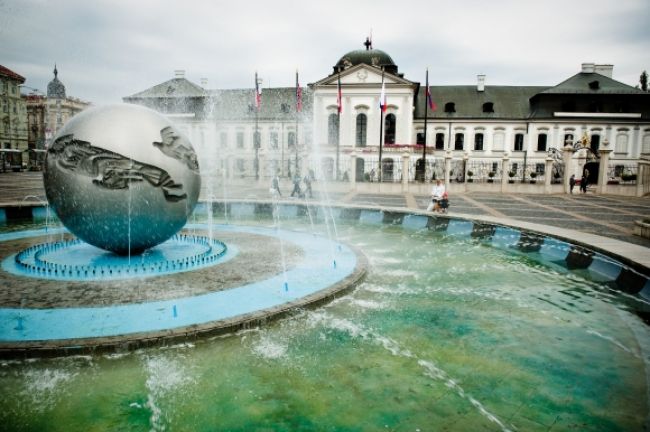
[425,69,437,111]
[426,87,437,111]
[336,74,342,114]
[254,71,261,110]
[379,72,387,113]
[296,70,302,112]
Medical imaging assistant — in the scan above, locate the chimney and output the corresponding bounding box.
[200,78,208,87]
[594,64,613,78]
[477,74,486,92]
[581,63,595,73]
[174,70,185,78]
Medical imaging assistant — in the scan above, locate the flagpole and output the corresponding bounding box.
[336,73,341,180]
[295,70,300,176]
[254,71,260,180]
[422,68,429,182]
[378,69,385,183]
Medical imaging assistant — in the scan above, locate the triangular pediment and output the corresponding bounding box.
[311,64,416,87]
[125,77,207,99]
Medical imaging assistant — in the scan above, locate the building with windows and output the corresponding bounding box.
[0,65,28,171]
[124,40,650,193]
[21,66,90,170]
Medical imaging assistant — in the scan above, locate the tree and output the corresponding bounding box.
[641,70,649,92]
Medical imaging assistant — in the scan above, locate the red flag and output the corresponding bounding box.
[296,71,302,112]
[336,74,342,114]
[426,88,437,111]
[379,72,387,113]
[254,72,261,110]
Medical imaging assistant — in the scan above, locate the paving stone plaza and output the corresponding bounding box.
[3,171,647,248]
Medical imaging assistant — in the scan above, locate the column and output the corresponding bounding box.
[562,145,575,194]
[544,156,554,194]
[444,150,452,187]
[350,152,357,191]
[401,152,410,192]
[597,147,612,194]
[463,152,469,192]
[637,159,649,197]
[501,153,509,192]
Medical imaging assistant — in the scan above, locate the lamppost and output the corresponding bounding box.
[254,74,262,180]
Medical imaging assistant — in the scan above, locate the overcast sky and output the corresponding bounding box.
[1,0,648,105]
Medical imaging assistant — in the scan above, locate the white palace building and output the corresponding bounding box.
[123,39,650,196]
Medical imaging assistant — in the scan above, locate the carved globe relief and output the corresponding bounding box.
[44,104,201,254]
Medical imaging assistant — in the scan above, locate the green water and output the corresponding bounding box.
[0,221,648,431]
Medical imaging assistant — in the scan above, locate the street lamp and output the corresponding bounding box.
[254,75,262,181]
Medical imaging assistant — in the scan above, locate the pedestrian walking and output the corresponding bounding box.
[290,174,303,197]
[270,171,282,197]
[303,173,313,198]
[580,169,589,193]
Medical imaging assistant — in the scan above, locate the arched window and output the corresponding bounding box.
[513,133,524,151]
[288,131,296,148]
[615,133,629,153]
[642,134,650,154]
[537,133,547,152]
[493,130,505,151]
[328,114,339,146]
[356,113,367,147]
[474,133,484,151]
[454,133,464,150]
[591,134,600,153]
[435,133,445,150]
[384,114,396,144]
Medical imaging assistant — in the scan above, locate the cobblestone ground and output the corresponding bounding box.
[2,171,649,248]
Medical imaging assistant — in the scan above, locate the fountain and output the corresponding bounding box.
[0,106,649,430]
[0,104,365,353]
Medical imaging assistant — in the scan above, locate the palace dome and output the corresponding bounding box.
[333,38,399,75]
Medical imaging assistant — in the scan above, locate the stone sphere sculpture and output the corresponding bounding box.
[44,104,201,255]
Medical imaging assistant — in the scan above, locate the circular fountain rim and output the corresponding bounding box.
[0,223,367,358]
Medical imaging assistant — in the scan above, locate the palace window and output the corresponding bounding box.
[454,133,464,150]
[384,114,396,144]
[642,134,650,154]
[591,134,600,153]
[356,113,367,147]
[493,131,505,151]
[564,133,574,145]
[444,102,456,113]
[514,133,524,151]
[537,133,547,152]
[416,132,425,145]
[236,131,244,148]
[288,131,296,148]
[328,114,339,145]
[482,102,494,113]
[474,133,484,151]
[435,133,445,150]
[615,133,629,153]
[220,132,228,148]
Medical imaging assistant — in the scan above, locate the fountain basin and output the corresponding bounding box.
[0,203,650,430]
[0,223,366,356]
